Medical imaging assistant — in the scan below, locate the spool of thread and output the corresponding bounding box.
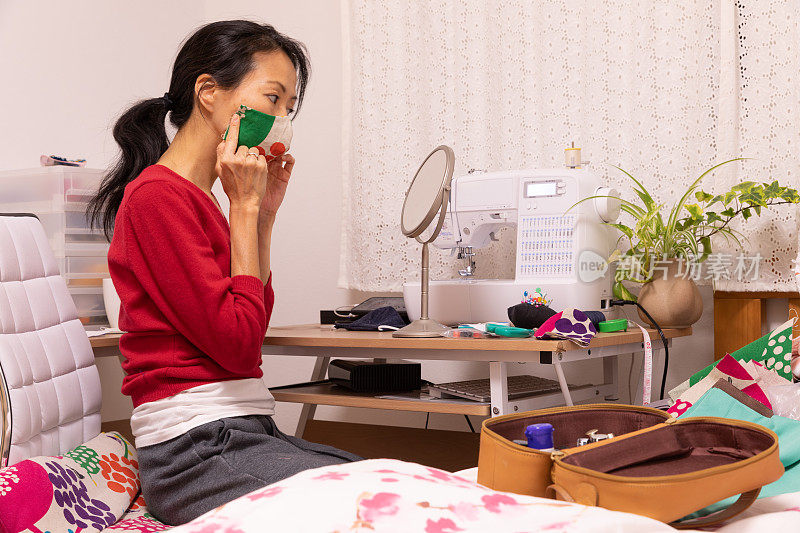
[525,423,555,452]
[585,311,606,327]
[565,143,581,168]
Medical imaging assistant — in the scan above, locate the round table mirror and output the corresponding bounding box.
[393,145,455,338]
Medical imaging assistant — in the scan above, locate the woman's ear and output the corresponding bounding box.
[194,74,218,114]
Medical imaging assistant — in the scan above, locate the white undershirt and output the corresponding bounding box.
[130,378,276,448]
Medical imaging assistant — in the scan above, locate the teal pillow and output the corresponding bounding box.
[679,388,800,517]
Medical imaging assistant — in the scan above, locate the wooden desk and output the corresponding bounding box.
[91,324,692,438]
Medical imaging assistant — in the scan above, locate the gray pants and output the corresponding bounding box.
[137,415,362,525]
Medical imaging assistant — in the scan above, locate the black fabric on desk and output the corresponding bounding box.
[334,306,408,331]
[508,303,605,329]
[507,303,557,329]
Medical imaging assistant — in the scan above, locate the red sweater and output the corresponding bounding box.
[108,164,274,408]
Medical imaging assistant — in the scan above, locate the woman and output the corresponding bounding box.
[88,20,361,526]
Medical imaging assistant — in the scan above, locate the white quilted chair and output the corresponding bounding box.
[0,213,101,467]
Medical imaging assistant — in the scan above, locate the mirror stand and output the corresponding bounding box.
[393,241,450,338]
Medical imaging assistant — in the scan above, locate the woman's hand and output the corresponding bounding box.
[215,113,268,210]
[260,153,295,219]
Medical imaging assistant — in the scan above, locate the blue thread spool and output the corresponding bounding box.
[525,423,555,451]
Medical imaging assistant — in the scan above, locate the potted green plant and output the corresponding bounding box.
[586,159,800,328]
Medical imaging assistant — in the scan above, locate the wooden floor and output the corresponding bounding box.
[101,419,134,445]
[303,420,481,472]
[101,418,481,472]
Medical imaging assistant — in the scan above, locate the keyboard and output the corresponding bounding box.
[427,374,563,402]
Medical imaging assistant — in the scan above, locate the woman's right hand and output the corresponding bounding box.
[215,112,268,210]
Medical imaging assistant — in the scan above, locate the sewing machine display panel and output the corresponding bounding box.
[524,180,561,198]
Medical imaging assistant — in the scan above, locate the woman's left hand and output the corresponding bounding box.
[260,154,295,219]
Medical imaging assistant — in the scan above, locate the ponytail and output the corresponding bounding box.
[86,20,310,240]
[88,97,170,240]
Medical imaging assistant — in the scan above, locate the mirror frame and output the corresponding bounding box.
[400,145,455,239]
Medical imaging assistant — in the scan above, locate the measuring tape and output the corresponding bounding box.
[630,321,653,406]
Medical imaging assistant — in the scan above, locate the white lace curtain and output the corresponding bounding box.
[339,0,800,292]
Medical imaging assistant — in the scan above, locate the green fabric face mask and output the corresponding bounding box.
[223,104,293,161]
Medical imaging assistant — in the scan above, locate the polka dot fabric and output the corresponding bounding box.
[669,401,692,418]
[760,333,795,380]
[534,308,597,347]
[692,320,793,387]
[228,105,292,164]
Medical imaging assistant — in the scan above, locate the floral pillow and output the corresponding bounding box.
[0,432,140,533]
[106,494,172,533]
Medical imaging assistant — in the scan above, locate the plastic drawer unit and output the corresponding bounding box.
[0,167,109,323]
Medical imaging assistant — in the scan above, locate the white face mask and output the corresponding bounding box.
[224,104,293,161]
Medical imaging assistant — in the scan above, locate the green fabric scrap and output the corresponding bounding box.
[688,319,794,386]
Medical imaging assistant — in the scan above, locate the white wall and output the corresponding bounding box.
[0,0,723,436]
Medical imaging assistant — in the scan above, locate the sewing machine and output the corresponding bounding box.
[403,167,621,325]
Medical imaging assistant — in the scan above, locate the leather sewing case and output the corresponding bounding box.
[478,404,784,528]
[478,404,670,497]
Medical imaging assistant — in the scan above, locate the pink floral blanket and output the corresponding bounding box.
[168,459,678,532]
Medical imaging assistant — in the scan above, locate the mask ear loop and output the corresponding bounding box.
[194,79,221,137]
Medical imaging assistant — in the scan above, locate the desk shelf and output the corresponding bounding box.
[271,381,600,417]
[272,382,491,416]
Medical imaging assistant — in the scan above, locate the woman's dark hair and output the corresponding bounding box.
[87,20,310,240]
